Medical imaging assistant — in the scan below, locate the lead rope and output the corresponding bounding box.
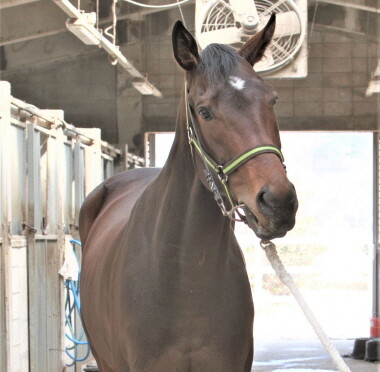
[260,240,352,372]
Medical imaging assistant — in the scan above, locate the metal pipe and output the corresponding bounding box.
[11,98,56,128]
[126,153,145,166]
[10,97,121,156]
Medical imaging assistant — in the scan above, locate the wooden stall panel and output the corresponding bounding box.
[9,238,28,372]
[28,237,64,370]
[102,155,114,181]
[9,123,26,235]
[74,142,85,228]
[63,142,73,233]
[80,128,103,196]
[1,81,13,372]
[25,121,43,371]
[0,82,121,371]
[46,238,65,370]
[0,239,6,372]
[28,238,48,372]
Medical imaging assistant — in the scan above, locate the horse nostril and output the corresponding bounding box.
[256,186,275,216]
[256,184,297,216]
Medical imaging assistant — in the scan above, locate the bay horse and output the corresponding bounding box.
[79,14,298,372]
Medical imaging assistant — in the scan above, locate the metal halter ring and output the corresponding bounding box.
[217,165,228,182]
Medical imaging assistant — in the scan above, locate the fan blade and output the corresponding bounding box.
[198,27,242,48]
[228,0,259,29]
[260,11,301,38]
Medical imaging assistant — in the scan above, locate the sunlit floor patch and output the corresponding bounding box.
[252,339,376,372]
[253,356,327,367]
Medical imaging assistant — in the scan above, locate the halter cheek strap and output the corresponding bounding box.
[185,85,285,219]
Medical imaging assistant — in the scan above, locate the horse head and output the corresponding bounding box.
[172,15,298,240]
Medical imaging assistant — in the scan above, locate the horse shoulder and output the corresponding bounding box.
[79,168,160,247]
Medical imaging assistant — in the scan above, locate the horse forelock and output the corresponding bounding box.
[197,44,241,84]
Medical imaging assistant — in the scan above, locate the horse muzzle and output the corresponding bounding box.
[241,183,298,240]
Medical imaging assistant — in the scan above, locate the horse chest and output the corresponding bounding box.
[114,254,253,371]
[117,243,253,335]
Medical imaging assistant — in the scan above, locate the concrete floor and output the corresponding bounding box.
[83,339,379,371]
[252,338,379,372]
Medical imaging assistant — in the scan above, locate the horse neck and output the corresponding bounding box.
[150,88,235,253]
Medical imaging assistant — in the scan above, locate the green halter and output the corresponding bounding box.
[184,85,285,218]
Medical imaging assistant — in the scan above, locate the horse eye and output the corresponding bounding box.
[197,107,212,121]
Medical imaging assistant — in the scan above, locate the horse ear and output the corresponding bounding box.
[172,20,199,71]
[238,13,276,66]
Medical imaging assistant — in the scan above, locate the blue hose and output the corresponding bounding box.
[64,239,91,366]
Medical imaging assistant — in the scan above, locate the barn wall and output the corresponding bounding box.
[271,28,379,131]
[1,33,119,143]
[139,6,379,142]
[0,3,379,154]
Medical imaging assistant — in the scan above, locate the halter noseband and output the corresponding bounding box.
[184,84,285,220]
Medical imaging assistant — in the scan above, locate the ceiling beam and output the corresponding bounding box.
[52,0,162,96]
[0,0,195,46]
[0,0,68,46]
[0,0,39,10]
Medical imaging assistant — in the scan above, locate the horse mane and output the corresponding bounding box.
[197,43,241,84]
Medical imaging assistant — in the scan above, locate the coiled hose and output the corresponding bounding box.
[64,239,91,366]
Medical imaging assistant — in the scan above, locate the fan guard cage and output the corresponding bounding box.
[197,0,306,75]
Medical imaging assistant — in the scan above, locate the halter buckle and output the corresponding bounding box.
[217,166,228,182]
[187,124,194,141]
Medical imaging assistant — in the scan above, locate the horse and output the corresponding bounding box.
[79,14,298,372]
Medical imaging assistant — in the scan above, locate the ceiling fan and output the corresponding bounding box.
[195,0,308,77]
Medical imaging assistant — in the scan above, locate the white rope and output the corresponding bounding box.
[103,0,118,65]
[260,239,352,372]
[177,0,187,27]
[104,0,118,47]
[308,0,319,48]
[96,0,99,29]
[121,0,192,9]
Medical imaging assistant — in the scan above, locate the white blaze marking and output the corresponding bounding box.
[229,76,245,90]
